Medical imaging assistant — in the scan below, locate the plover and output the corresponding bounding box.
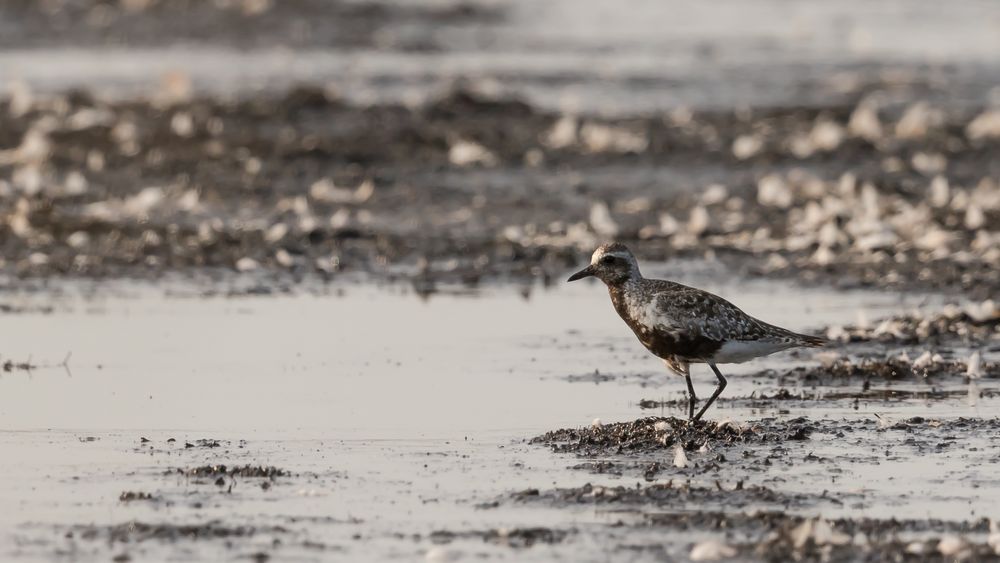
[568,243,825,421]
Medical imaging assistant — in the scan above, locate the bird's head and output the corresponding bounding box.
[567,243,641,286]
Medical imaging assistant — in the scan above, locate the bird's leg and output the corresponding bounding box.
[692,363,727,422]
[684,372,698,420]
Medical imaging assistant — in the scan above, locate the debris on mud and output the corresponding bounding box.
[184,439,222,448]
[118,491,156,502]
[68,520,288,543]
[826,302,1000,344]
[872,415,1000,434]
[775,355,997,386]
[643,386,998,410]
[1,87,998,296]
[0,302,54,314]
[569,460,625,476]
[0,352,71,374]
[645,512,1000,562]
[428,527,569,548]
[1,356,37,372]
[531,416,811,455]
[179,465,288,479]
[560,369,665,386]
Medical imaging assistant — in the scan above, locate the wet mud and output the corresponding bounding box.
[518,298,1000,561]
[519,413,1000,561]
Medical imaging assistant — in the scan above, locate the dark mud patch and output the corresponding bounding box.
[874,415,1000,433]
[773,356,997,386]
[531,416,811,455]
[646,511,993,536]
[177,465,288,479]
[568,460,673,481]
[68,520,288,543]
[511,481,832,511]
[428,527,570,548]
[640,387,999,410]
[184,438,223,448]
[168,464,290,489]
[118,491,156,502]
[0,302,54,314]
[1,357,37,373]
[570,460,626,477]
[134,437,248,453]
[560,369,666,386]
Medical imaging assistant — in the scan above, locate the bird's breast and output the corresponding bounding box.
[609,287,722,361]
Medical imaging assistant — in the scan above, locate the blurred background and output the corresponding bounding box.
[0,0,998,294]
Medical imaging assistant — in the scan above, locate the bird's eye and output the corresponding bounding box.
[600,255,616,265]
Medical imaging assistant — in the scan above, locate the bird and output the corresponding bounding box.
[567,242,825,421]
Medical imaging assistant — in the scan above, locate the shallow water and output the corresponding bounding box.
[2,268,996,561]
[0,267,942,433]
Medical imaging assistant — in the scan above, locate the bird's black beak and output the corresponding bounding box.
[567,265,595,282]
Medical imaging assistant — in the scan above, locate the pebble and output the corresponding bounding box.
[235,257,259,272]
[448,140,498,167]
[673,444,689,468]
[690,540,736,561]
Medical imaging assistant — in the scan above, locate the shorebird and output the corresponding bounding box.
[568,243,825,421]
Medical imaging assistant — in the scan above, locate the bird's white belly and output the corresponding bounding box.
[711,340,792,363]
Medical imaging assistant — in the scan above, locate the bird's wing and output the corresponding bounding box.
[651,286,771,343]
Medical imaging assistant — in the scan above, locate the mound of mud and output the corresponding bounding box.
[530,416,811,455]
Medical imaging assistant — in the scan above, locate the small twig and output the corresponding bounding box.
[60,351,73,377]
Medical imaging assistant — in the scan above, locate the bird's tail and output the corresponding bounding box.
[793,332,828,347]
[761,320,829,348]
